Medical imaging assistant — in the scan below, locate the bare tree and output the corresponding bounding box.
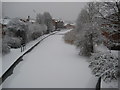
[43,12,53,33]
[95,1,120,26]
[36,13,44,24]
[94,1,120,50]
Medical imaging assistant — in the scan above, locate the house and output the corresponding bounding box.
[64,23,76,29]
[52,19,64,30]
[20,16,36,24]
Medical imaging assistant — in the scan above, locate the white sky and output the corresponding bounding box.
[2,2,87,21]
[1,0,108,21]
[1,0,100,2]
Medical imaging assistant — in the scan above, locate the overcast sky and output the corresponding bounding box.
[2,2,86,22]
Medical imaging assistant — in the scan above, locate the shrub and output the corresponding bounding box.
[106,40,120,50]
[7,37,21,48]
[89,52,119,83]
[75,30,94,57]
[27,23,47,41]
[31,31,42,40]
[64,30,76,44]
[2,42,10,55]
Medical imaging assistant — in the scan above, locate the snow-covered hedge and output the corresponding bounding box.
[89,52,119,83]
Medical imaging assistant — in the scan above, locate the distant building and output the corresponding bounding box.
[64,23,76,29]
[19,16,36,24]
[52,19,64,30]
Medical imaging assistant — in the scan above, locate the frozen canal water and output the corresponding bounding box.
[2,30,97,88]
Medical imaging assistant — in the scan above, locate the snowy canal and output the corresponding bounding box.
[2,30,98,88]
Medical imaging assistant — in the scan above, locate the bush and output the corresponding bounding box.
[106,40,120,50]
[2,42,10,55]
[7,37,21,48]
[64,30,76,44]
[89,52,119,83]
[75,30,94,57]
[27,23,47,41]
[31,31,42,40]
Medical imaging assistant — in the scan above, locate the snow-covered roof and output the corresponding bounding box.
[64,23,76,26]
[53,18,64,22]
[70,23,76,26]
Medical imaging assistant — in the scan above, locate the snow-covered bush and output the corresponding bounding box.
[31,32,42,40]
[3,36,21,48]
[64,30,76,44]
[8,37,21,48]
[75,29,94,57]
[89,52,119,83]
[106,40,120,50]
[3,27,16,37]
[2,41,10,55]
[5,18,28,38]
[27,23,47,41]
[8,18,26,31]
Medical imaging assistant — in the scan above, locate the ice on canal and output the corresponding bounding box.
[2,30,98,88]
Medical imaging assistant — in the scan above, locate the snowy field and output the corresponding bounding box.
[2,30,98,88]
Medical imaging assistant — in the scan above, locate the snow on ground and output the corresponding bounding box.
[101,79,118,88]
[95,44,119,57]
[1,32,57,78]
[56,29,72,35]
[2,30,98,88]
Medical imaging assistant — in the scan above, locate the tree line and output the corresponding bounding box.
[64,1,120,84]
[2,12,54,54]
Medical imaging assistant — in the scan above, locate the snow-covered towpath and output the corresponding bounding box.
[2,30,97,88]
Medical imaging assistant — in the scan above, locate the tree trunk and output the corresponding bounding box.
[89,33,94,53]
